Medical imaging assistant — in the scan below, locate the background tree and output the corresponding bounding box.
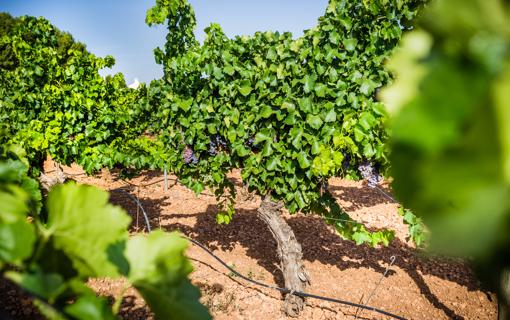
[0,12,19,70]
[0,15,162,176]
[0,15,210,319]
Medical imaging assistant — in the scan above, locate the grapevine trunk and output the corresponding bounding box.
[499,271,510,320]
[257,196,310,317]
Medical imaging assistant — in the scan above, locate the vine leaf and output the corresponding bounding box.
[6,271,65,301]
[238,80,252,96]
[125,230,211,320]
[43,183,131,278]
[0,182,36,267]
[65,294,117,320]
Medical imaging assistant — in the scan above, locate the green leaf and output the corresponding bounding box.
[126,231,211,320]
[303,74,316,93]
[360,79,380,96]
[177,98,193,112]
[0,185,30,222]
[6,271,65,301]
[266,158,278,171]
[311,139,320,155]
[324,109,337,122]
[254,129,272,145]
[0,186,36,266]
[363,143,375,158]
[207,124,217,134]
[238,80,252,96]
[259,105,273,118]
[297,152,311,169]
[358,112,377,131]
[314,83,327,97]
[290,127,304,149]
[352,231,371,245]
[281,102,296,112]
[0,220,36,266]
[190,181,205,195]
[329,31,340,45]
[235,144,250,157]
[343,39,358,52]
[294,191,306,208]
[65,295,117,320]
[298,97,312,113]
[354,126,365,142]
[306,114,323,130]
[266,47,277,61]
[223,65,235,76]
[43,183,131,278]
[261,141,273,157]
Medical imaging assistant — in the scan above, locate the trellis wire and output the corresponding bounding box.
[354,255,397,319]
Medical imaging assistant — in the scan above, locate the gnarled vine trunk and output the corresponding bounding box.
[39,162,66,193]
[257,196,310,317]
[499,270,510,320]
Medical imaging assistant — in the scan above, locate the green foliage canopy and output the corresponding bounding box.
[0,16,161,175]
[145,0,425,244]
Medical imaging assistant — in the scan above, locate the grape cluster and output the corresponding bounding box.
[342,153,351,170]
[208,135,227,156]
[183,145,198,165]
[358,162,381,188]
[246,136,259,150]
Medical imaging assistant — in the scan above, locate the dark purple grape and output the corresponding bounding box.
[358,162,381,188]
[246,136,260,151]
[190,154,198,165]
[246,137,255,147]
[208,144,218,156]
[208,138,218,156]
[214,135,227,148]
[208,135,227,156]
[342,153,351,170]
[183,145,198,165]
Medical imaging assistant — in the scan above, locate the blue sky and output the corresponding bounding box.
[0,0,328,84]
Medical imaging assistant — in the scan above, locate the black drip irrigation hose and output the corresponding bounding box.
[110,188,152,232]
[184,236,407,320]
[110,187,407,320]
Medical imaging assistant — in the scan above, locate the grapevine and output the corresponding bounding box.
[144,0,426,246]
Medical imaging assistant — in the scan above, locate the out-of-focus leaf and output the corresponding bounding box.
[125,230,211,320]
[43,183,131,278]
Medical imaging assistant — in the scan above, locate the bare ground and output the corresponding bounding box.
[0,159,498,320]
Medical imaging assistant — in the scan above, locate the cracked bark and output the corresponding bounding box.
[39,162,67,193]
[257,196,310,317]
[499,270,510,320]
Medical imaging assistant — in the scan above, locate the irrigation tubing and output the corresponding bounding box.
[184,235,407,320]
[110,188,152,232]
[111,186,407,320]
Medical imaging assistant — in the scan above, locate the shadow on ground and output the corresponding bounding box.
[110,185,490,320]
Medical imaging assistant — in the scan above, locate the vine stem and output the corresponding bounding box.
[112,282,130,315]
[30,221,51,265]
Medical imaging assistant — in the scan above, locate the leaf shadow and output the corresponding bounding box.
[111,188,488,320]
